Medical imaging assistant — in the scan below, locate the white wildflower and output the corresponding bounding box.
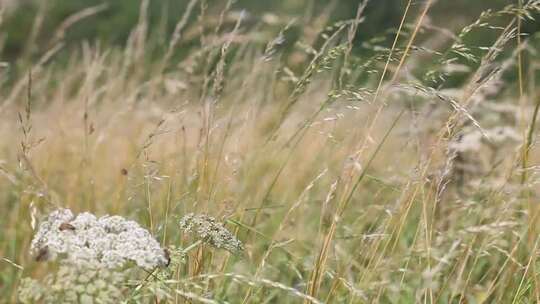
[449,126,520,153]
[179,213,244,254]
[30,208,167,269]
[18,260,128,304]
[449,131,482,152]
[484,126,521,143]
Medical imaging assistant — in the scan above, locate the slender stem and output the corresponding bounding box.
[183,240,203,253]
[521,95,540,184]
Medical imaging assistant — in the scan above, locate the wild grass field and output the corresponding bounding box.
[1,0,540,303]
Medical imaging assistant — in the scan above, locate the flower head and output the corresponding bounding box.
[19,259,128,304]
[30,209,167,269]
[179,213,244,254]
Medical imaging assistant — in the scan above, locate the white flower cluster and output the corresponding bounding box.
[449,131,483,152]
[19,260,128,304]
[30,209,167,269]
[485,126,521,143]
[449,126,521,153]
[179,213,244,254]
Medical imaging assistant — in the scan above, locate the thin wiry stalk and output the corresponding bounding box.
[306,109,404,302]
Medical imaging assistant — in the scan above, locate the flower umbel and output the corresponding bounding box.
[179,213,244,254]
[30,208,167,269]
[19,260,128,304]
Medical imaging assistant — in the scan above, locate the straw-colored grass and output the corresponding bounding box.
[1,1,540,303]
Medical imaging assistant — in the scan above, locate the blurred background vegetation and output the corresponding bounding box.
[0,0,539,97]
[1,0,538,62]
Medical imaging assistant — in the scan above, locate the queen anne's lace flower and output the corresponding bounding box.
[19,260,128,304]
[30,209,167,269]
[484,126,521,143]
[449,131,483,152]
[449,126,521,153]
[179,213,244,254]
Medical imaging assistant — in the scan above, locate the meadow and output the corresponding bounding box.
[1,0,540,303]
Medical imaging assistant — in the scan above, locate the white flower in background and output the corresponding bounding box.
[179,213,244,254]
[449,126,521,153]
[30,208,167,269]
[484,126,521,144]
[449,131,483,153]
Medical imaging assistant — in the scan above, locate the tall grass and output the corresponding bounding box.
[1,1,540,303]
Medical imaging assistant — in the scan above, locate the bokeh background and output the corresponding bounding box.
[1,0,538,61]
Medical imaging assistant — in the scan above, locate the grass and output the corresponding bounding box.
[1,0,540,303]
